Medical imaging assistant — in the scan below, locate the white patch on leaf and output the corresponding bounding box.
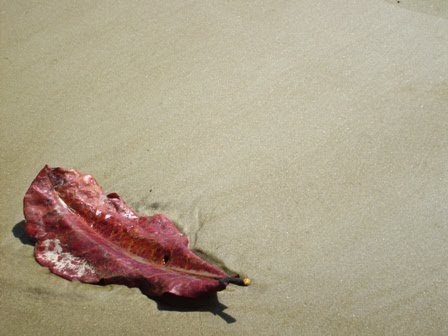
[41,239,95,278]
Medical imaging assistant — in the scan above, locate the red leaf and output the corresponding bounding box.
[23,165,247,298]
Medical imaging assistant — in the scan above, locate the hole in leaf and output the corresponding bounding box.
[163,254,170,264]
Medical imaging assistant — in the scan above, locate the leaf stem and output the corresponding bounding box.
[168,266,250,286]
[220,276,251,286]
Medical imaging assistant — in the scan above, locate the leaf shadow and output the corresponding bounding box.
[152,293,237,324]
[13,220,237,324]
[12,220,35,246]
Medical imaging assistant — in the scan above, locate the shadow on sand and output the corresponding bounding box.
[12,220,236,323]
[12,220,35,246]
[154,293,236,323]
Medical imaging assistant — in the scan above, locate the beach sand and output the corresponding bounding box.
[1,1,447,335]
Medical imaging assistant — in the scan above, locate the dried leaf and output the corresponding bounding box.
[23,166,248,298]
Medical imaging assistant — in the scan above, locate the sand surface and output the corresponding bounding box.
[1,1,448,335]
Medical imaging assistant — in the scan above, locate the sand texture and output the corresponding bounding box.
[1,1,448,335]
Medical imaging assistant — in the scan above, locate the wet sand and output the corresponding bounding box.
[1,1,448,335]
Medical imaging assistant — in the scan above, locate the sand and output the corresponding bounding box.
[1,1,448,335]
